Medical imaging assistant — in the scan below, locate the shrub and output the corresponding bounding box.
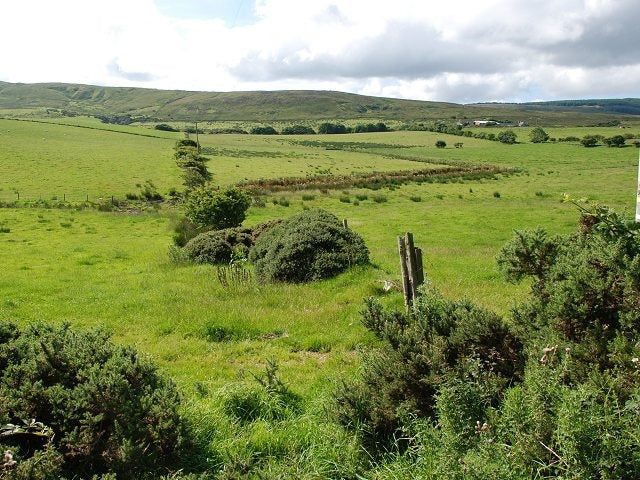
[603,135,626,147]
[250,126,278,135]
[281,125,315,135]
[250,209,369,283]
[154,123,178,132]
[529,127,549,143]
[171,215,202,247]
[183,227,253,264]
[184,186,250,230]
[497,130,517,144]
[580,135,599,147]
[372,194,387,203]
[0,322,185,478]
[435,140,446,148]
[333,289,523,449]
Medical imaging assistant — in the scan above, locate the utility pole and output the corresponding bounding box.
[636,149,640,222]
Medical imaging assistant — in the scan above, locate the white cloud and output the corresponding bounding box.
[0,0,638,102]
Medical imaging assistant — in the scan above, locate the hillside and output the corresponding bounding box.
[1,81,639,126]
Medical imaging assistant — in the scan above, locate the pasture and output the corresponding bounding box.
[1,118,638,476]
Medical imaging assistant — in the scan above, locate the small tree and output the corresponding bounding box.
[581,135,599,147]
[529,127,549,143]
[602,135,626,147]
[184,186,250,230]
[497,130,517,144]
[435,140,447,148]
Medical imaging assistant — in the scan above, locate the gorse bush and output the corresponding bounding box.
[0,322,185,479]
[334,288,523,450]
[354,205,640,477]
[183,227,253,264]
[250,209,369,283]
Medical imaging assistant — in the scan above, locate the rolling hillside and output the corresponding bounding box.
[0,81,639,126]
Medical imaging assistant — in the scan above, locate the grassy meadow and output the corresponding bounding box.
[1,118,639,476]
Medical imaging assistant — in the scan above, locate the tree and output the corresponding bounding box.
[184,186,250,230]
[497,130,517,144]
[174,140,211,189]
[602,135,626,147]
[581,135,599,147]
[435,140,447,148]
[529,127,549,143]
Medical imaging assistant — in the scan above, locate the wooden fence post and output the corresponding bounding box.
[397,232,425,312]
[397,236,412,310]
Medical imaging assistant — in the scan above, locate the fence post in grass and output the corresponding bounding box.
[398,232,425,312]
[405,232,419,302]
[17,192,19,200]
[343,218,349,229]
[397,236,412,310]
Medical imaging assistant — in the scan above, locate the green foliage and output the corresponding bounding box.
[503,203,640,374]
[0,322,185,479]
[333,288,523,449]
[317,122,349,134]
[183,227,253,265]
[497,130,517,144]
[581,135,599,147]
[281,125,315,135]
[603,134,626,147]
[174,140,211,189]
[154,123,178,132]
[529,126,550,143]
[496,227,560,283]
[222,360,301,423]
[250,209,369,283]
[184,186,250,230]
[435,140,446,148]
[250,126,278,135]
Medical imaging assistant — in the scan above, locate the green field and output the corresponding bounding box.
[1,118,638,477]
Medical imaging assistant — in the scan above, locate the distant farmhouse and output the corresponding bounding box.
[473,120,528,127]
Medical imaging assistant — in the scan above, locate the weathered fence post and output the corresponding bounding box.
[397,236,412,310]
[343,218,349,229]
[397,232,425,312]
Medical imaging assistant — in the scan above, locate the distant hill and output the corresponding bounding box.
[0,81,638,126]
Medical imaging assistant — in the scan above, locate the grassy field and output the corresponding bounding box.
[1,119,638,476]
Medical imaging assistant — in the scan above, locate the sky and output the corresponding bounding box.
[1,0,639,103]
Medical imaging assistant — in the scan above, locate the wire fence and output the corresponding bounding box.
[0,192,121,203]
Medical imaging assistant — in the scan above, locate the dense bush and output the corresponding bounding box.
[497,129,517,144]
[317,122,350,134]
[183,227,253,264]
[154,123,178,132]
[250,126,278,135]
[333,289,523,449]
[0,322,185,478]
[529,126,549,143]
[281,125,315,135]
[250,209,369,283]
[184,186,250,230]
[497,203,640,376]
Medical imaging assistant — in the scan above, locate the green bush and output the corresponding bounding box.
[0,322,185,478]
[184,186,250,230]
[183,227,253,264]
[250,209,369,283]
[333,288,523,449]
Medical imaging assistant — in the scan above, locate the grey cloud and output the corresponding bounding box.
[107,59,156,82]
[232,21,520,82]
